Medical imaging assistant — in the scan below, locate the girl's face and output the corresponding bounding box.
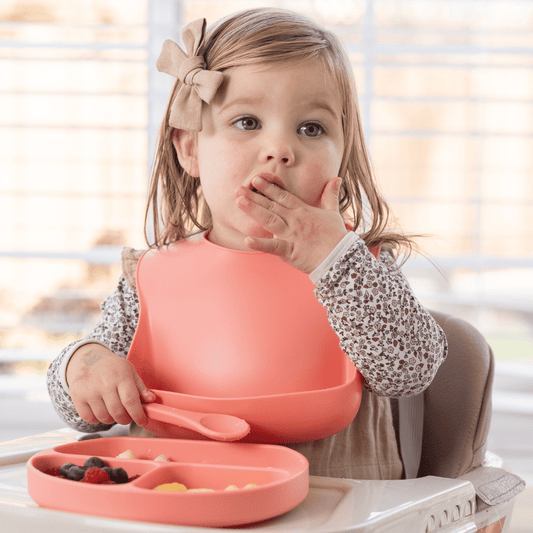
[179,60,345,250]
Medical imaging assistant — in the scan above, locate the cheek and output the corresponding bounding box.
[198,137,245,176]
[308,142,343,175]
[302,161,334,205]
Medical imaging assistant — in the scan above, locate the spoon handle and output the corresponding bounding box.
[143,403,249,441]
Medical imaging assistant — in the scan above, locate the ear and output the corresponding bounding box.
[171,129,199,177]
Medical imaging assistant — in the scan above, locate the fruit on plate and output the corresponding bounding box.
[59,463,76,478]
[43,466,62,477]
[154,482,188,492]
[68,465,88,481]
[84,456,106,469]
[48,456,131,485]
[116,450,169,462]
[153,482,258,492]
[103,466,129,484]
[116,449,136,459]
[82,467,113,484]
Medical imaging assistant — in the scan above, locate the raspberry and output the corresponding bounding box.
[82,467,111,484]
[44,466,62,477]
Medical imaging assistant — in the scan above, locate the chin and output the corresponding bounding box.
[246,225,274,239]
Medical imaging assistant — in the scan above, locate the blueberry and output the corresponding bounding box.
[102,466,120,482]
[69,466,86,481]
[60,463,76,478]
[84,456,106,469]
[102,465,127,483]
[111,467,129,484]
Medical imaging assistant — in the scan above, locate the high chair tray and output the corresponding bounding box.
[1,429,516,532]
[26,436,309,527]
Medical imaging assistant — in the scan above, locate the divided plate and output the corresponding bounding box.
[27,436,309,528]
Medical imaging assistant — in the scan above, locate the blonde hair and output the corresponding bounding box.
[146,8,415,257]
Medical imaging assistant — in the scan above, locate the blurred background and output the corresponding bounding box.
[0,0,531,512]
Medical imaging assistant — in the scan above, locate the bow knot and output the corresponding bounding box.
[156,19,224,131]
[178,56,206,86]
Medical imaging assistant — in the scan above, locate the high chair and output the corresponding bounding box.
[0,310,525,531]
[393,310,525,532]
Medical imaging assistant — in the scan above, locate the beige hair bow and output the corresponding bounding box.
[156,18,224,131]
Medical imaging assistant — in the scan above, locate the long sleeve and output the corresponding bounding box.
[46,275,140,432]
[313,233,447,397]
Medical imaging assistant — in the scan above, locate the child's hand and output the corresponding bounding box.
[66,343,155,427]
[235,176,348,274]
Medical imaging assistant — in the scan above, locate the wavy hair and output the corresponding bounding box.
[145,8,416,257]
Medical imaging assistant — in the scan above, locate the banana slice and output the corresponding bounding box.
[154,482,187,492]
[116,449,135,459]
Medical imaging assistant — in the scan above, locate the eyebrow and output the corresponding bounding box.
[307,100,339,119]
[218,97,264,114]
[218,96,340,119]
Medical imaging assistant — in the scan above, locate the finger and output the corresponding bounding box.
[75,401,100,425]
[245,236,291,258]
[236,195,288,235]
[251,176,301,209]
[103,391,134,426]
[132,370,156,403]
[88,397,116,425]
[116,383,150,427]
[235,185,274,211]
[320,177,342,211]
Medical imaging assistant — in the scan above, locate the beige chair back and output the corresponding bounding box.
[417,310,494,478]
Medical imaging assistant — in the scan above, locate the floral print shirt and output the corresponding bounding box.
[46,232,448,433]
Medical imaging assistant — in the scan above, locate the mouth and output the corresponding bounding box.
[250,186,267,197]
[257,173,285,190]
[249,173,285,197]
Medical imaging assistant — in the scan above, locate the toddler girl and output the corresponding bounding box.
[47,8,447,480]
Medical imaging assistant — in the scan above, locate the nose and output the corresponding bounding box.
[260,130,295,166]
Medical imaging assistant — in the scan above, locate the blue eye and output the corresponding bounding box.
[298,122,324,138]
[234,116,261,131]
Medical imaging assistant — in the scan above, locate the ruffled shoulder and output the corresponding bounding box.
[121,247,146,291]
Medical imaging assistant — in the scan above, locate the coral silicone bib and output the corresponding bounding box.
[128,232,364,398]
